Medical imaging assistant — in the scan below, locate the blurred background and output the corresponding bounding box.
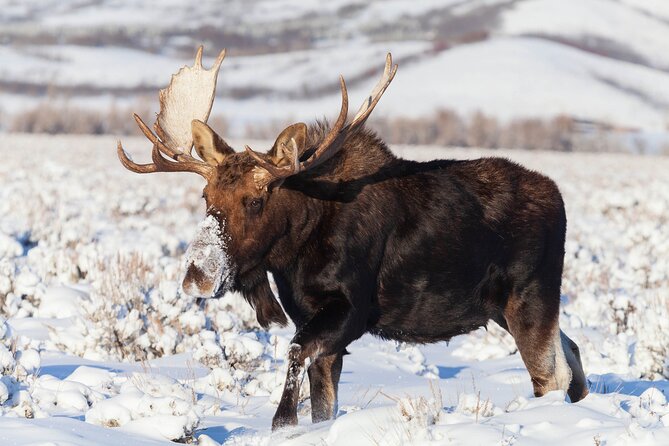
[1,0,669,154]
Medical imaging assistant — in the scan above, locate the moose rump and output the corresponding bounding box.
[369,157,556,344]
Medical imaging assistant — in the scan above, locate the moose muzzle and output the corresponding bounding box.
[182,215,233,298]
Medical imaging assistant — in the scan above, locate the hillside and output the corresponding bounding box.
[1,0,669,141]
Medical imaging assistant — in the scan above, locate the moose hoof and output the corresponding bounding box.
[272,412,298,431]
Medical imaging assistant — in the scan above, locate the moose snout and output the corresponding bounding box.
[182,263,217,298]
[181,215,233,298]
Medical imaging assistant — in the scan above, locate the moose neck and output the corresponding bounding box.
[264,124,396,275]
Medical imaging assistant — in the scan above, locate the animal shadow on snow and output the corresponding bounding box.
[589,373,669,398]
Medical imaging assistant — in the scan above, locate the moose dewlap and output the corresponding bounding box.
[182,215,233,298]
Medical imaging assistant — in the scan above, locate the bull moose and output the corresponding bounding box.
[117,47,588,429]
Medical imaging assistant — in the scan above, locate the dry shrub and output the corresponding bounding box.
[80,253,163,361]
[11,104,106,135]
[8,101,641,154]
[372,110,466,146]
[9,100,232,141]
[10,100,152,136]
[634,295,669,379]
[372,110,581,151]
[498,116,572,151]
[466,111,499,148]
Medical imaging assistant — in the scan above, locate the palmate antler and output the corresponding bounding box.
[245,53,398,189]
[117,48,397,187]
[117,46,227,179]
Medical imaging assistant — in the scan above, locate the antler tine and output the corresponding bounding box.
[117,141,159,174]
[195,45,203,67]
[118,114,214,179]
[247,54,396,190]
[296,54,394,172]
[133,113,203,163]
[348,53,397,130]
[213,48,227,71]
[150,142,214,177]
[245,143,296,191]
[245,145,292,177]
[301,76,349,170]
[117,139,213,178]
[134,113,178,159]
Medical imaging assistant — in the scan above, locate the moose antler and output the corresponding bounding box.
[245,53,397,189]
[117,46,227,179]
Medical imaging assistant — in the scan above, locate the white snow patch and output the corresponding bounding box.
[0,135,668,444]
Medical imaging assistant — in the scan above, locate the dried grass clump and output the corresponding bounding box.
[9,101,153,136]
[371,110,633,152]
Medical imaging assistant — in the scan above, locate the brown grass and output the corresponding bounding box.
[8,101,638,153]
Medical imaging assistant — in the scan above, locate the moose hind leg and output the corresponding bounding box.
[560,330,589,402]
[504,286,572,398]
[308,352,344,423]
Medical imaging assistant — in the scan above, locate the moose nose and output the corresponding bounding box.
[182,215,231,299]
[182,263,216,298]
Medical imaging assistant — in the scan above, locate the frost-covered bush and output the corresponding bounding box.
[45,252,282,394]
[85,373,200,440]
[633,295,669,379]
[0,317,42,417]
[47,253,184,361]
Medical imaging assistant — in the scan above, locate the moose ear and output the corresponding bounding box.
[270,122,307,167]
[191,119,234,165]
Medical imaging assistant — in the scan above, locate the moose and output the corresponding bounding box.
[117,47,588,429]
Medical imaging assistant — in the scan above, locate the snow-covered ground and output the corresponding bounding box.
[0,133,667,444]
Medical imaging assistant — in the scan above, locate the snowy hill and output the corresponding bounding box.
[1,0,669,136]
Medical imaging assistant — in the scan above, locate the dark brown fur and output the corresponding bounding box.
[184,121,588,429]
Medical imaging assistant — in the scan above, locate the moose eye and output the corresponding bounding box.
[247,197,263,214]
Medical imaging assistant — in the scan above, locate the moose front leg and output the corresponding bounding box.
[272,300,364,430]
[272,343,305,430]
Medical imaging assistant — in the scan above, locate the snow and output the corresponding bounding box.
[352,0,462,24]
[6,35,669,133]
[183,215,233,298]
[3,0,669,140]
[0,133,667,444]
[620,0,669,21]
[0,41,428,94]
[0,45,181,89]
[36,285,88,318]
[500,0,669,69]
[372,37,669,129]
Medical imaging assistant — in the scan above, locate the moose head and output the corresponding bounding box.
[117,47,397,300]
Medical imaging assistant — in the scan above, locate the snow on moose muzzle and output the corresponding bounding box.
[182,215,234,298]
